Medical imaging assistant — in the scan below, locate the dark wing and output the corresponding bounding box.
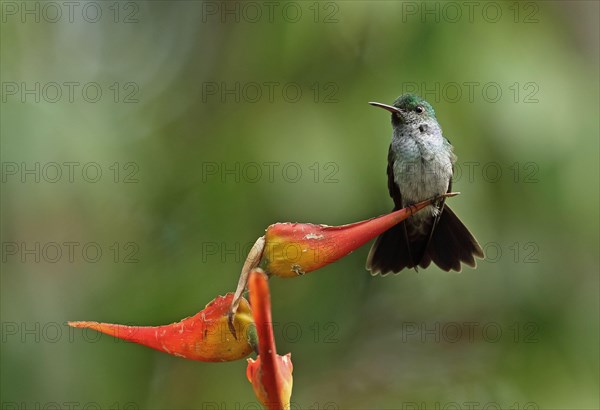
[386,145,403,208]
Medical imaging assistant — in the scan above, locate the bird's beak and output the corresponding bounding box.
[368,102,403,115]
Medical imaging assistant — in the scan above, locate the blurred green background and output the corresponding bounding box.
[1,1,598,409]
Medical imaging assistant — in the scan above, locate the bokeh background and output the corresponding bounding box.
[2,1,598,409]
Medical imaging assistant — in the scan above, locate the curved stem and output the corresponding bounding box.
[229,236,265,337]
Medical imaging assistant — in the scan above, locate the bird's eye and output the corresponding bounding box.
[415,106,424,114]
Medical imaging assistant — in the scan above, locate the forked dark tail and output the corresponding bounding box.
[366,205,484,275]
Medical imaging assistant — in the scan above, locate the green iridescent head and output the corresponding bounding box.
[392,93,436,118]
[369,93,437,126]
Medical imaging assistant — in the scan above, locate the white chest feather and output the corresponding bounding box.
[391,130,455,209]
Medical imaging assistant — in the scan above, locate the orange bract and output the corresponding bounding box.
[262,196,449,277]
[69,293,254,362]
[246,269,293,410]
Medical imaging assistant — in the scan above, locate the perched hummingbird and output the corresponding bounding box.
[366,93,484,274]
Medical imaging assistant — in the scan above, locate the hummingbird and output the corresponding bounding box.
[366,93,484,274]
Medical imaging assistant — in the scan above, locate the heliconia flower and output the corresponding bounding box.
[247,354,293,410]
[262,193,457,278]
[68,293,256,362]
[246,269,293,410]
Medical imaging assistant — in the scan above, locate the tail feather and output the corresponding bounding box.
[366,221,413,275]
[366,205,483,275]
[428,206,483,272]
